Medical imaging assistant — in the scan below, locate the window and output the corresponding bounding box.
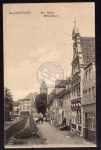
[77,110,81,124]
[23,106,25,110]
[74,86,75,96]
[89,68,92,79]
[87,71,89,81]
[89,88,91,97]
[85,71,88,81]
[92,87,95,98]
[78,82,80,95]
[85,90,88,101]
[23,101,25,104]
[89,112,95,131]
[92,112,95,130]
[75,84,77,97]
[27,105,30,109]
[83,91,85,100]
[85,112,88,128]
[83,113,85,127]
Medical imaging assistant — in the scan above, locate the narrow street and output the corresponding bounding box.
[37,122,96,147]
[5,118,96,148]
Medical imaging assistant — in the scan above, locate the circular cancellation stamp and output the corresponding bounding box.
[37,62,64,88]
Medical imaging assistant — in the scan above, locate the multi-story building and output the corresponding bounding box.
[19,93,38,116]
[55,80,68,125]
[70,25,84,136]
[19,99,31,116]
[82,62,96,142]
[48,23,95,140]
[70,23,95,136]
[48,80,71,126]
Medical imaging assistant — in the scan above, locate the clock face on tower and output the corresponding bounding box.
[40,87,47,94]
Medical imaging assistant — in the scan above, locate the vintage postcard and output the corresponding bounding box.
[3,3,96,148]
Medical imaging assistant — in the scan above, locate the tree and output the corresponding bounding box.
[9,101,13,111]
[35,93,47,116]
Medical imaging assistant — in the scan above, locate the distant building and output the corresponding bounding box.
[48,80,69,125]
[24,93,38,116]
[19,99,31,116]
[19,93,38,116]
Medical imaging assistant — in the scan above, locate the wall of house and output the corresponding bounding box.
[83,64,95,88]
[63,92,71,126]
[83,103,96,143]
[19,99,31,115]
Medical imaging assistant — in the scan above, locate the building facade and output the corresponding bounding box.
[48,79,71,126]
[70,24,95,137]
[82,62,96,142]
[70,26,84,136]
[48,23,95,141]
[19,99,31,116]
[19,93,38,116]
[63,78,71,127]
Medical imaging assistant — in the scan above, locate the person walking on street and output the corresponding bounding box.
[62,117,66,126]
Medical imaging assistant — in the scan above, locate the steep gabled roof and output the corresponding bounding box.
[80,37,95,67]
[55,80,68,88]
[24,93,34,101]
[56,88,70,99]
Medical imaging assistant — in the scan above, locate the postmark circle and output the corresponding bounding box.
[37,62,64,88]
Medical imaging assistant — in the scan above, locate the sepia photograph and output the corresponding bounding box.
[3,2,96,148]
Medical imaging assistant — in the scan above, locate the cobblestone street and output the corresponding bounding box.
[37,122,96,147]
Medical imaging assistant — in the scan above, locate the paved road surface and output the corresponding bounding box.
[37,122,96,147]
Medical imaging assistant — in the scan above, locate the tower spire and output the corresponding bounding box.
[74,17,76,28]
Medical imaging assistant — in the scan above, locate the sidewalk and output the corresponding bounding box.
[37,122,96,147]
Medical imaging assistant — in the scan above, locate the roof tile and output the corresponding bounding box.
[80,37,95,67]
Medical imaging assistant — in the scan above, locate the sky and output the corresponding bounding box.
[3,3,95,101]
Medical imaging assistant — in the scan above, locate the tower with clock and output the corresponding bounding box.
[40,80,47,94]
